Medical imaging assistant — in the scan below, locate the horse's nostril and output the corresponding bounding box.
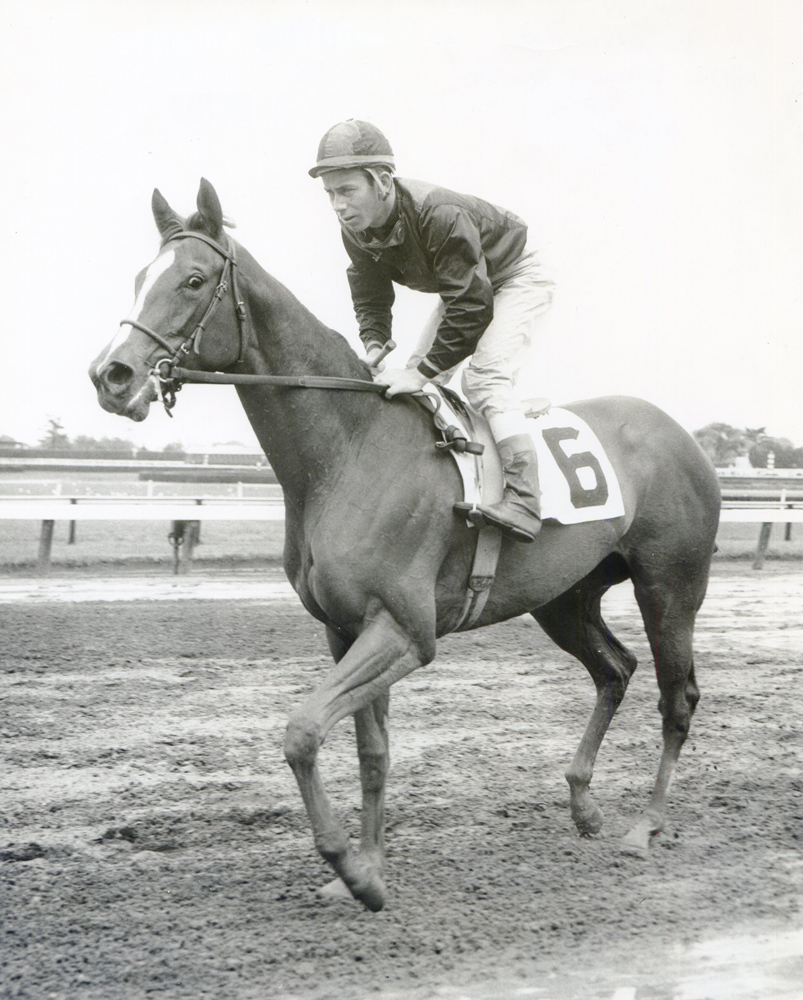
[104,361,134,387]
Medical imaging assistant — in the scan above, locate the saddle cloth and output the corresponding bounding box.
[422,386,625,525]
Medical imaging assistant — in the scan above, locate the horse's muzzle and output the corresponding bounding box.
[89,359,156,420]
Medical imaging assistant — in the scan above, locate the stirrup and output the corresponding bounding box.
[453,501,540,543]
[470,506,540,543]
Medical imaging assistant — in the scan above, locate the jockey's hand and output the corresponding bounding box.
[375,366,430,398]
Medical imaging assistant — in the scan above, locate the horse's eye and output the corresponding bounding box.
[188,275,204,289]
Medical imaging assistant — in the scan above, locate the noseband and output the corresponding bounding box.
[118,230,249,414]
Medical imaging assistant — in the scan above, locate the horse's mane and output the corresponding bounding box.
[157,212,224,247]
[167,212,374,383]
[184,211,207,234]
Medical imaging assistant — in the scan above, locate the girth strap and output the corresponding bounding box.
[453,524,503,631]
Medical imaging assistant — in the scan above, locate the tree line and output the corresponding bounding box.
[693,423,803,468]
[9,418,186,457]
[3,417,801,469]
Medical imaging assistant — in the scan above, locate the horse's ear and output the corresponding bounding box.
[152,189,184,239]
[196,178,224,240]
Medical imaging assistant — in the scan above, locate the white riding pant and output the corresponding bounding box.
[406,248,554,441]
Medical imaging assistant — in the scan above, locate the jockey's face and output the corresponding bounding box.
[321,168,394,232]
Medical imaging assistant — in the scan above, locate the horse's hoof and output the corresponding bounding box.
[620,820,657,856]
[619,839,649,859]
[317,878,357,902]
[355,876,386,912]
[318,873,386,912]
[574,805,604,836]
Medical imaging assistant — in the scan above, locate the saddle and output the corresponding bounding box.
[419,386,625,631]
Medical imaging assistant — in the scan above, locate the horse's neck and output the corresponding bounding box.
[235,248,380,501]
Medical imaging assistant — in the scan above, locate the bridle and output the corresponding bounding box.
[118,229,249,415]
[117,228,392,416]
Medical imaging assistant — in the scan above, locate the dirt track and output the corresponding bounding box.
[1,565,801,999]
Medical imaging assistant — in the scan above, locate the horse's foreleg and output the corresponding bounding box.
[532,559,636,836]
[354,691,390,868]
[318,626,391,903]
[285,610,428,911]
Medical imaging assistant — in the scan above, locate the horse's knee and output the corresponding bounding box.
[284,714,323,770]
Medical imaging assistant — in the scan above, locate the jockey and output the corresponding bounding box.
[310,119,555,543]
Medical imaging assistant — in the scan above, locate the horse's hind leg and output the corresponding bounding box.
[622,562,706,851]
[532,554,637,836]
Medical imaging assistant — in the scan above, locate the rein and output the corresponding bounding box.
[119,229,385,414]
[169,367,386,392]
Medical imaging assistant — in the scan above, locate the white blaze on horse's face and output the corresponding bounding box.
[126,248,177,325]
[98,249,177,368]
[89,247,181,420]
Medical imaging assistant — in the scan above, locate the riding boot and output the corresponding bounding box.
[470,434,542,543]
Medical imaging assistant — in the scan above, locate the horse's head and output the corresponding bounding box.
[89,179,244,421]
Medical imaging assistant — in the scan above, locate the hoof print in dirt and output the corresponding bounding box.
[99,825,139,844]
[227,806,292,828]
[0,842,47,863]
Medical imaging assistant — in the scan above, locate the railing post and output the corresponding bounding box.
[38,520,55,576]
[193,499,202,545]
[68,498,77,544]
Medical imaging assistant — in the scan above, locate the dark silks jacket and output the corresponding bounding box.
[340,177,528,378]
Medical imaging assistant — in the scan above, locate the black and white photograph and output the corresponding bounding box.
[1,2,801,998]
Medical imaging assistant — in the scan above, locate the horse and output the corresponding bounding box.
[89,179,721,912]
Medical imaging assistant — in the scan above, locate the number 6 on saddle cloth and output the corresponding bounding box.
[426,385,625,528]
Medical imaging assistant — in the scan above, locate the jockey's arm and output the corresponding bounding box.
[416,205,494,378]
[345,248,395,353]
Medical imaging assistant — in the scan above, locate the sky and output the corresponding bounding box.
[1,0,802,452]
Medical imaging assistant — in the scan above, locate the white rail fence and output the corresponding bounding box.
[2,485,802,575]
[0,496,284,575]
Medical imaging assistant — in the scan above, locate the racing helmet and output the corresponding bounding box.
[308,119,395,178]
